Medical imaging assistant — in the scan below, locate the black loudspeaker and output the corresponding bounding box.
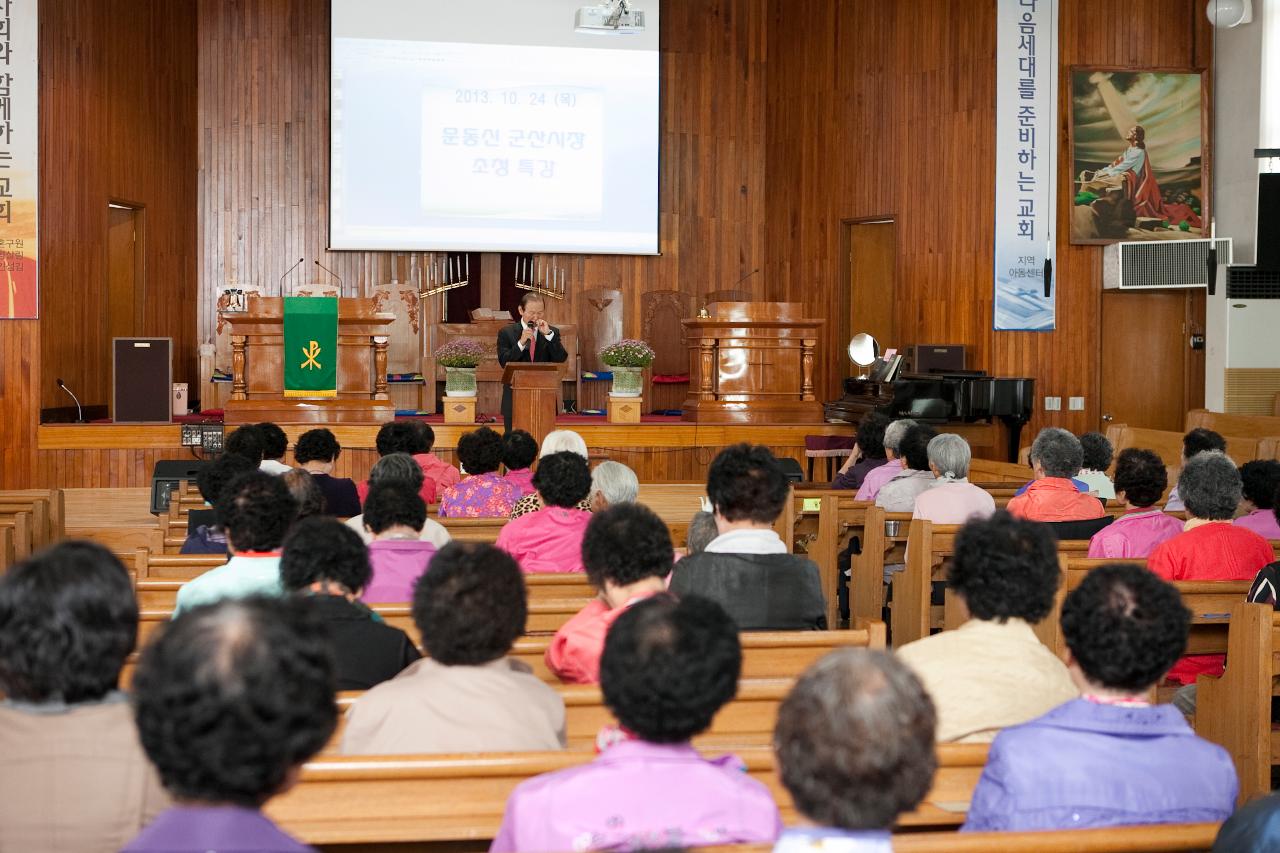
[1257,173,1280,271]
[113,338,172,423]
[911,344,967,375]
[150,459,208,515]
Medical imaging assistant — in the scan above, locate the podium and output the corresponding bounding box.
[681,302,825,424]
[503,363,560,444]
[220,297,396,425]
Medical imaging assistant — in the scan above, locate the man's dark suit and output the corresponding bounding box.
[496,321,568,433]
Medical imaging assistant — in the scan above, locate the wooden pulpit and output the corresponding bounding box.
[681,302,825,424]
[503,363,561,444]
[221,296,396,425]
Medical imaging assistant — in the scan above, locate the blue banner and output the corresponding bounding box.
[994,0,1058,331]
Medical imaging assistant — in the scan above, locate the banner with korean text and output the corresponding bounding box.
[993,0,1058,331]
[0,0,36,319]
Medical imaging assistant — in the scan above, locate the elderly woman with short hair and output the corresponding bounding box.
[496,452,594,573]
[510,429,593,519]
[912,433,997,524]
[1087,448,1181,558]
[874,425,939,513]
[345,453,450,547]
[1149,451,1276,685]
[854,418,918,502]
[1006,428,1106,522]
[588,461,639,512]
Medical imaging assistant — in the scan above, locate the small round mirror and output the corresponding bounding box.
[847,333,880,367]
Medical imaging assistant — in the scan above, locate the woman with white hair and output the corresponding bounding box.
[588,461,639,511]
[510,430,593,519]
[912,434,997,524]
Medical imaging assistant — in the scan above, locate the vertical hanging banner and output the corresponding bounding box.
[0,0,36,319]
[994,0,1058,331]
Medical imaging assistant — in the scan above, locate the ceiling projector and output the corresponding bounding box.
[575,1,646,34]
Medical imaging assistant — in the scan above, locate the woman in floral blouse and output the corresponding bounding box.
[439,427,521,518]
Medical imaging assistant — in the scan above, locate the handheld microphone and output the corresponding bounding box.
[315,259,344,288]
[56,378,84,423]
[279,257,304,295]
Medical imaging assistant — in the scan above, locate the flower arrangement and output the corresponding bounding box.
[599,339,656,368]
[435,338,487,368]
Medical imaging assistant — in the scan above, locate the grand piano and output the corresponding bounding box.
[825,372,1035,463]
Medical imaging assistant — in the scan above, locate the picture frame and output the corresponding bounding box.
[1067,68,1210,246]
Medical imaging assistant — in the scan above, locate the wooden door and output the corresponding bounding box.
[843,220,896,356]
[107,206,141,343]
[1100,290,1200,431]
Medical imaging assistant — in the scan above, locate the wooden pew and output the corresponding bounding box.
[1195,600,1280,804]
[851,506,911,632]
[0,489,63,549]
[508,626,886,684]
[967,457,1032,483]
[330,677,797,753]
[0,524,12,571]
[1186,408,1280,447]
[787,490,849,629]
[1106,423,1268,470]
[0,510,33,563]
[891,822,1222,852]
[263,742,987,845]
[1036,556,1250,663]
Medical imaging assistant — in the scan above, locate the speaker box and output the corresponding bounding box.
[150,459,208,515]
[910,344,967,375]
[113,338,173,423]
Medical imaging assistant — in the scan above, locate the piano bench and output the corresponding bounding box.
[805,435,857,482]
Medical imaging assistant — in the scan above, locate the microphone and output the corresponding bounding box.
[735,268,761,287]
[315,259,343,288]
[56,378,83,423]
[279,258,304,295]
[1042,257,1053,299]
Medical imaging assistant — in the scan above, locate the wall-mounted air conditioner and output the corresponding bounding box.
[1102,238,1233,290]
[1206,265,1280,413]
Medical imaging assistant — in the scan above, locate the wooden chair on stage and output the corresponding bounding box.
[640,289,695,413]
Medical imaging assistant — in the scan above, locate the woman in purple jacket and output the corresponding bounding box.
[963,563,1237,832]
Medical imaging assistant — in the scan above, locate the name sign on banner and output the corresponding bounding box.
[0,0,37,320]
[993,0,1058,332]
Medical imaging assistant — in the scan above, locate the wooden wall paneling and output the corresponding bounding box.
[0,319,40,488]
[764,0,1209,440]
[40,0,197,416]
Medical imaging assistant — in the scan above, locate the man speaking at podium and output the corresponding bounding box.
[497,293,567,433]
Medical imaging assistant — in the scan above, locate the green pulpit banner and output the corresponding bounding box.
[283,297,338,398]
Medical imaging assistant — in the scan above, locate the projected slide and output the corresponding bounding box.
[330,5,660,255]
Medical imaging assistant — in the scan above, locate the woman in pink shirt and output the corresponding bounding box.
[362,483,437,603]
[501,430,539,498]
[492,595,781,852]
[1088,448,1183,558]
[1235,460,1280,540]
[546,504,671,684]
[912,433,997,524]
[496,452,593,573]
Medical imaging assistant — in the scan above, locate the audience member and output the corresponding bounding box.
[1149,451,1275,684]
[342,543,565,754]
[502,429,539,497]
[0,542,169,851]
[874,424,938,512]
[363,482,437,602]
[1236,459,1280,540]
[280,517,420,690]
[256,421,292,474]
[181,452,256,554]
[854,419,917,502]
[174,471,298,615]
[345,453,450,547]
[1006,428,1105,522]
[358,421,436,505]
[1247,485,1280,605]
[546,504,672,684]
[911,433,996,523]
[408,420,462,497]
[1087,448,1182,558]
[962,564,1237,831]
[223,424,266,467]
[1213,790,1280,851]
[439,427,522,517]
[773,650,936,852]
[122,597,338,852]
[685,510,718,556]
[832,412,891,491]
[896,512,1076,742]
[510,429,591,518]
[492,595,781,851]
[587,459,639,511]
[281,468,326,521]
[496,451,593,573]
[670,444,826,629]
[294,427,361,517]
[1165,427,1228,511]
[1077,431,1116,499]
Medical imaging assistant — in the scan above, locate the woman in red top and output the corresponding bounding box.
[1007,428,1105,523]
[1149,451,1276,684]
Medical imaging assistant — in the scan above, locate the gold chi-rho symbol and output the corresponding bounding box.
[301,340,322,370]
